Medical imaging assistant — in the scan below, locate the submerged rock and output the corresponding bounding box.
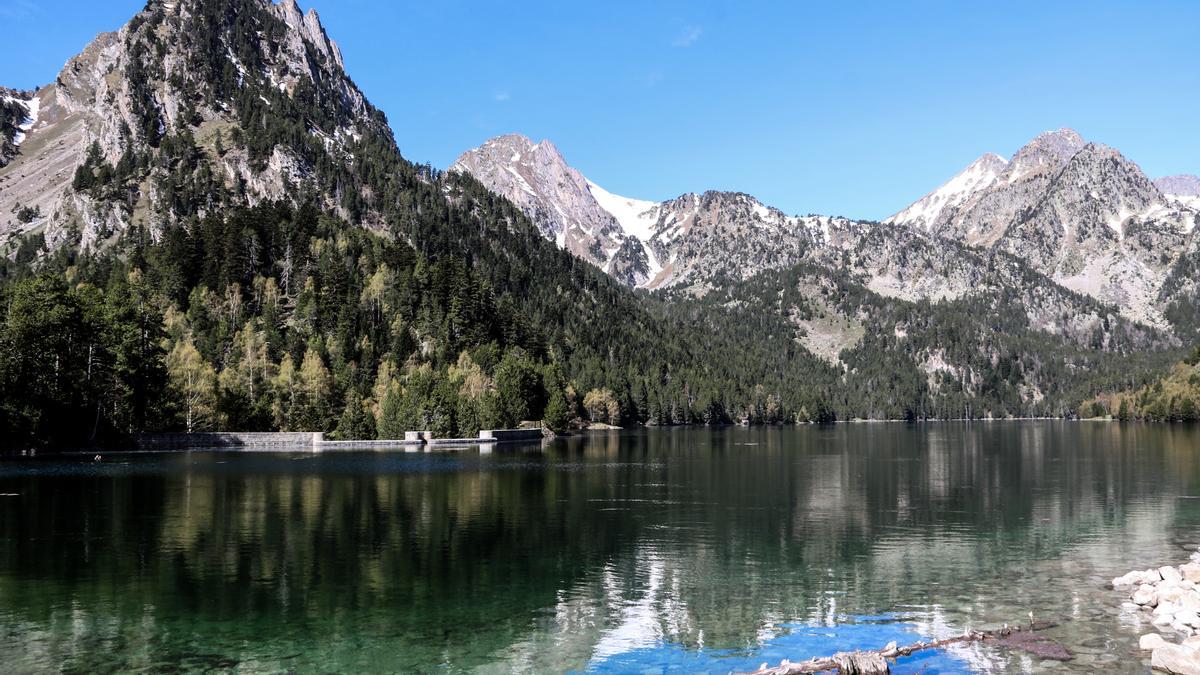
[993,630,1073,661]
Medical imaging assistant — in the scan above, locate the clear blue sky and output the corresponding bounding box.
[3,0,1198,220]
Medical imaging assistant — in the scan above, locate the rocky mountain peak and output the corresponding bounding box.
[1028,141,1161,230]
[1024,128,1086,157]
[1006,128,1086,182]
[1156,174,1200,196]
[451,133,660,283]
[0,0,388,251]
[995,139,1194,329]
[275,0,344,69]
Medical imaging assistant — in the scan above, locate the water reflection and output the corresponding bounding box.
[0,422,1198,672]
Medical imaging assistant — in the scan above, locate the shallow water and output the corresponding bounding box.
[1,422,1198,672]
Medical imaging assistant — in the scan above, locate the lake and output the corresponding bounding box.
[2,422,1199,673]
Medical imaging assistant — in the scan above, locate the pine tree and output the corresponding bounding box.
[334,389,375,440]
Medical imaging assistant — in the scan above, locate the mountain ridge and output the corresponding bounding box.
[455,127,1198,338]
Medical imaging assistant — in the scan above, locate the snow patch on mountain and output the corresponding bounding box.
[3,94,39,147]
[586,179,659,241]
[1171,195,1200,211]
[885,153,1007,231]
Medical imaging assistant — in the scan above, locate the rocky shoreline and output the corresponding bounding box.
[1113,550,1200,673]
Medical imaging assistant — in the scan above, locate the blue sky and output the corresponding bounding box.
[3,0,1198,220]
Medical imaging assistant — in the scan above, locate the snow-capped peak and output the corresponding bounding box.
[885,152,1007,231]
[452,133,670,286]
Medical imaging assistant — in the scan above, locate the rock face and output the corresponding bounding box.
[996,144,1194,329]
[454,135,834,291]
[889,129,1088,247]
[633,190,826,292]
[0,0,386,252]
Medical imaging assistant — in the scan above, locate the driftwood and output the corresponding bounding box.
[744,620,1064,675]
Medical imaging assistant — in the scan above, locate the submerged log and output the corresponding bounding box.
[745,620,1064,675]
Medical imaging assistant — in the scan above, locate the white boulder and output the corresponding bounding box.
[1182,564,1200,584]
[1164,567,1186,583]
[1161,585,1188,604]
[1152,643,1200,674]
[1143,633,1169,650]
[1179,594,1200,614]
[1136,585,1162,606]
[1159,602,1182,617]
[1116,569,1163,589]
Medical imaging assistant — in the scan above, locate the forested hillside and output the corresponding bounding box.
[1083,346,1200,422]
[0,194,843,450]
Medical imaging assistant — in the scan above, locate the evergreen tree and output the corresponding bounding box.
[334,389,375,440]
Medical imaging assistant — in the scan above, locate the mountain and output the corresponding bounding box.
[450,134,659,286]
[0,0,901,447]
[887,129,1089,246]
[1157,174,1200,210]
[996,143,1193,328]
[887,129,1199,330]
[0,0,390,252]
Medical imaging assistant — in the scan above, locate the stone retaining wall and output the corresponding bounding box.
[315,439,423,449]
[135,432,323,449]
[479,428,545,443]
[135,428,545,450]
